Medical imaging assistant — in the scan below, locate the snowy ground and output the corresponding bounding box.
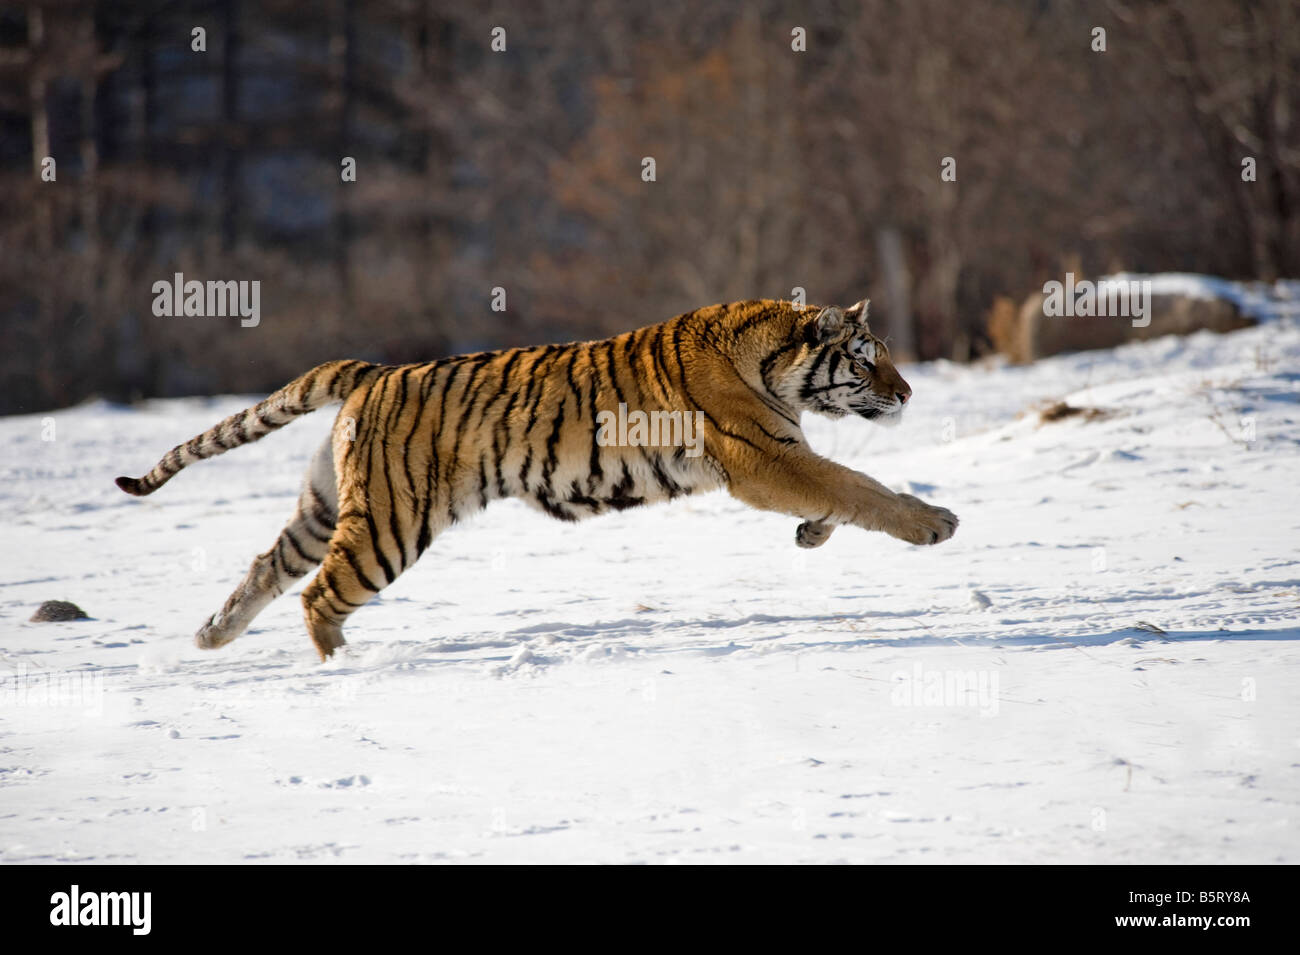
[2,297,1299,863]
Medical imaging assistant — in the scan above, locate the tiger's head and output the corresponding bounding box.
[783,300,911,426]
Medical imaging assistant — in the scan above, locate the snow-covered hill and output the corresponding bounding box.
[2,306,1299,863]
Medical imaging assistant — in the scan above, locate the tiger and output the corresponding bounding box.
[116,298,958,661]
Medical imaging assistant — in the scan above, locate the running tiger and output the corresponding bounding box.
[117,298,958,660]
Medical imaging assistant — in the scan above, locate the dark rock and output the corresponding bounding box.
[30,600,90,622]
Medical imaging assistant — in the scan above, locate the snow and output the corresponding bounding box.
[2,298,1299,863]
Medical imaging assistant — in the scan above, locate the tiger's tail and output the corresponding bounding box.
[115,359,381,497]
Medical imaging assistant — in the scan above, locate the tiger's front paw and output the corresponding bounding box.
[894,494,958,545]
[795,520,836,549]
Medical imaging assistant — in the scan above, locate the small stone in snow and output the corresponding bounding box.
[30,600,89,622]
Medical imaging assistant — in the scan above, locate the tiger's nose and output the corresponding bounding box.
[897,389,910,405]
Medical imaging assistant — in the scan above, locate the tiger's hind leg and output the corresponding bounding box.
[299,484,452,661]
[195,439,338,651]
[299,507,421,661]
[299,373,462,660]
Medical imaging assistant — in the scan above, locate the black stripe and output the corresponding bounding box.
[496,347,545,455]
[492,429,507,497]
[583,346,604,491]
[295,367,324,408]
[364,508,397,585]
[454,353,496,424]
[356,377,398,585]
[601,340,628,410]
[413,363,451,554]
[269,539,286,578]
[516,350,566,495]
[541,379,567,488]
[753,422,799,445]
[729,308,771,340]
[518,445,534,494]
[279,532,314,574]
[535,491,577,522]
[323,595,353,617]
[306,488,337,530]
[322,360,361,399]
[474,348,525,427]
[800,345,834,401]
[402,366,432,531]
[732,366,800,429]
[622,330,651,405]
[407,416,436,559]
[826,350,844,382]
[418,361,463,545]
[648,326,675,400]
[541,350,579,488]
[607,462,644,511]
[385,367,416,572]
[803,380,857,396]
[300,520,333,545]
[648,452,682,498]
[567,479,600,511]
[760,339,801,386]
[340,543,383,595]
[322,569,369,608]
[513,347,551,428]
[521,348,564,442]
[563,345,585,410]
[443,353,500,517]
[492,350,540,497]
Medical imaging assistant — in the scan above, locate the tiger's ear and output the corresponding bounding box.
[846,299,871,330]
[809,305,845,343]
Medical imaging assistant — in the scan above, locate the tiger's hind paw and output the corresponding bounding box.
[195,613,237,650]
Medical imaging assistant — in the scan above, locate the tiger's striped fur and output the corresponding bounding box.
[117,298,958,660]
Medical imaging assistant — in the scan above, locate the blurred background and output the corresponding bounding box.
[1,0,1297,415]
